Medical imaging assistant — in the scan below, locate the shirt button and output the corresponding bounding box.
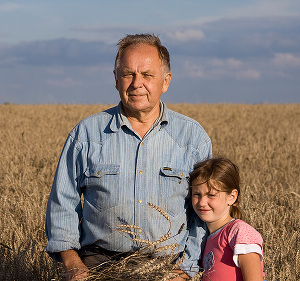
[141,142,144,145]
[139,171,143,174]
[138,230,143,234]
[97,171,101,175]
[138,200,142,203]
[180,173,183,176]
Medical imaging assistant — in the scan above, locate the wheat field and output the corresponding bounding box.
[0,103,299,280]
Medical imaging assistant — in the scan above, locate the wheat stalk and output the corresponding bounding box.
[116,224,143,229]
[147,202,171,223]
[116,229,139,237]
[84,202,186,280]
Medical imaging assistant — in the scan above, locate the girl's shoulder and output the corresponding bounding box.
[229,219,254,229]
[227,219,263,246]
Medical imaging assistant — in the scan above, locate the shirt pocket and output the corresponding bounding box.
[159,167,189,218]
[83,164,120,211]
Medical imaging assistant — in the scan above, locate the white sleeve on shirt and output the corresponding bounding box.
[233,243,263,267]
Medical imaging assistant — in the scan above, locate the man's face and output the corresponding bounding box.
[114,44,171,117]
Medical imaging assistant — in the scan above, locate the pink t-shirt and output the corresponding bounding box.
[202,219,264,281]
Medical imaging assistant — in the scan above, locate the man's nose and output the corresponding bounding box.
[132,74,143,88]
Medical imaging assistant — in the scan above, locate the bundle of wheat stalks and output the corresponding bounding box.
[71,202,203,281]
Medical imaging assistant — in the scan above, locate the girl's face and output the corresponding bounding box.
[191,179,238,234]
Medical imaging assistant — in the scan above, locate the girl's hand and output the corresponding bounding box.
[238,252,263,281]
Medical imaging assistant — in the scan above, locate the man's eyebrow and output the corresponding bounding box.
[120,69,155,75]
[142,70,157,77]
[120,69,135,75]
[142,70,154,74]
[121,68,134,72]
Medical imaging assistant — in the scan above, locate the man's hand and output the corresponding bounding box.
[60,250,89,281]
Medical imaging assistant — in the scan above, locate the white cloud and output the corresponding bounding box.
[209,58,242,69]
[166,29,205,42]
[46,78,82,87]
[46,66,65,75]
[236,69,261,80]
[0,56,23,66]
[273,53,300,67]
[184,62,204,78]
[0,3,22,12]
[183,59,260,80]
[220,0,299,19]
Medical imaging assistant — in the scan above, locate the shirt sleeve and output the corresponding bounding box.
[179,138,212,277]
[179,213,208,277]
[233,243,263,267]
[45,134,84,261]
[228,220,264,268]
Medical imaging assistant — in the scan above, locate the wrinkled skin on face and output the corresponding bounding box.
[114,44,171,120]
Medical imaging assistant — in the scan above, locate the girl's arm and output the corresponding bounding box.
[238,253,263,281]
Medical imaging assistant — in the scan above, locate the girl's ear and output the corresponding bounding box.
[228,189,238,206]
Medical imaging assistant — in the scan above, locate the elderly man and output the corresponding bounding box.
[45,33,212,280]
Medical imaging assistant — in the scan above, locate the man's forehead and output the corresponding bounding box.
[117,49,162,71]
[124,43,157,51]
[120,44,160,60]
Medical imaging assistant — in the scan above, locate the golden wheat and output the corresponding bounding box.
[0,103,299,280]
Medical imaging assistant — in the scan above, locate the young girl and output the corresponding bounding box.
[190,157,265,281]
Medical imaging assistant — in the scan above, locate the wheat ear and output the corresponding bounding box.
[148,202,171,223]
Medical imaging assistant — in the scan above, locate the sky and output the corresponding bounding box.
[0,0,300,104]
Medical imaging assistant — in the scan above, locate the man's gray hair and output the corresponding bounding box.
[114,33,171,74]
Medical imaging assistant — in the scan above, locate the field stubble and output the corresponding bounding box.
[0,103,299,280]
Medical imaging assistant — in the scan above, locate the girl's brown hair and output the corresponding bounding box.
[189,157,242,219]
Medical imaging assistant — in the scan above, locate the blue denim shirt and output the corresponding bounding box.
[45,102,212,276]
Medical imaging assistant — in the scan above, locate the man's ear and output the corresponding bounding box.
[113,70,119,90]
[162,72,172,93]
[229,189,238,206]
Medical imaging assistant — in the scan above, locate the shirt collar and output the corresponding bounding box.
[110,101,168,132]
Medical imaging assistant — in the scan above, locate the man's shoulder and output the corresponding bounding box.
[74,105,117,127]
[164,107,211,147]
[81,105,117,123]
[165,107,203,128]
[69,105,118,140]
[165,107,209,136]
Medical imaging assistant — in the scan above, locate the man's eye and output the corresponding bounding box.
[122,73,133,77]
[208,194,216,198]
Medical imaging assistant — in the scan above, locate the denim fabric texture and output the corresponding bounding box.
[45,102,212,276]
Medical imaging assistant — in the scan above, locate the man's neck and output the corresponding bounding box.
[122,102,161,138]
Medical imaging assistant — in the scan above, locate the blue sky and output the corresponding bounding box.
[0,0,299,104]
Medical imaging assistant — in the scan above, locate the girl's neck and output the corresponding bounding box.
[207,215,234,235]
